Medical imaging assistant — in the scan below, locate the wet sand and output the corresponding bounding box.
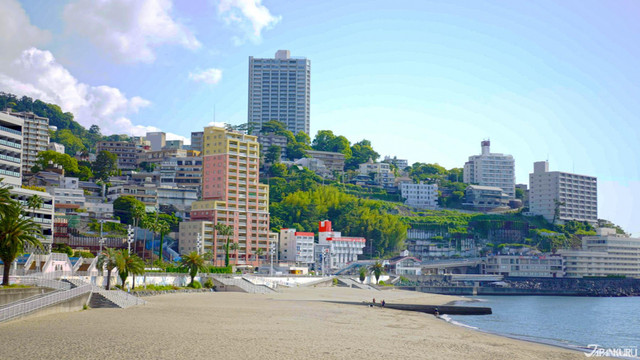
[0,287,586,359]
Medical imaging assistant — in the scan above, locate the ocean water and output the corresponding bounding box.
[448,296,640,355]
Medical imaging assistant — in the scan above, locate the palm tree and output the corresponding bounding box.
[214,223,233,267]
[116,249,145,290]
[359,266,367,283]
[0,201,43,285]
[370,261,384,284]
[97,247,118,290]
[180,251,207,286]
[255,248,264,265]
[26,194,44,212]
[230,242,239,262]
[131,206,146,257]
[0,180,13,214]
[146,213,170,263]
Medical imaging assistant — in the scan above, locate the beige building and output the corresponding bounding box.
[178,220,214,255]
[484,255,564,277]
[96,140,140,170]
[463,140,515,198]
[306,150,345,172]
[529,161,597,224]
[2,110,49,174]
[559,228,640,278]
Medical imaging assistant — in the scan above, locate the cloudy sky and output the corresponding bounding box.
[1,0,638,234]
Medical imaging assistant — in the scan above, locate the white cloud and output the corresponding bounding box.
[0,47,154,136]
[189,68,223,84]
[0,0,51,65]
[63,0,201,63]
[218,0,281,44]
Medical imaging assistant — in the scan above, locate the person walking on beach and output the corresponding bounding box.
[381,300,385,307]
[372,298,376,304]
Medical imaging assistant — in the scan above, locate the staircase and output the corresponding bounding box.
[64,278,146,309]
[211,276,276,294]
[337,277,379,291]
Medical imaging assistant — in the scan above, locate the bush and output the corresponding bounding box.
[75,251,95,258]
[203,278,214,289]
[332,278,338,286]
[188,281,202,289]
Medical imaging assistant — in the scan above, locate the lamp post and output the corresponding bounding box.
[127,225,134,253]
[196,233,202,255]
[269,242,276,276]
[99,219,105,254]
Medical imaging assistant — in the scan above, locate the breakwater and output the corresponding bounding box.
[326,301,492,315]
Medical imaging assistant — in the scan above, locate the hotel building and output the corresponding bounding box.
[463,140,515,198]
[315,220,365,270]
[278,229,315,264]
[1,111,49,174]
[400,182,438,209]
[178,220,215,255]
[529,161,597,224]
[190,126,270,266]
[484,255,564,278]
[248,50,311,135]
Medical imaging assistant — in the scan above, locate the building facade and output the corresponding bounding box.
[464,185,510,209]
[558,228,640,278]
[484,255,564,277]
[178,220,214,255]
[358,158,394,187]
[248,50,311,135]
[529,161,597,224]
[0,112,23,186]
[316,220,365,270]
[463,140,515,198]
[96,141,140,171]
[146,132,166,151]
[278,229,315,264]
[190,126,270,266]
[190,131,203,152]
[306,150,345,172]
[258,133,288,161]
[2,111,49,174]
[400,182,438,209]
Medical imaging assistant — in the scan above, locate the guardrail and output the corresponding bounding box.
[0,284,92,323]
[11,276,72,290]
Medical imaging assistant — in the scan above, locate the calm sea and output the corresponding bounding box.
[448,296,640,356]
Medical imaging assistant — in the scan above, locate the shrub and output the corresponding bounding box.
[378,280,385,286]
[203,278,214,289]
[75,251,95,258]
[332,278,338,286]
[188,281,202,289]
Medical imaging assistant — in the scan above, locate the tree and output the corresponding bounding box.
[295,131,311,146]
[0,201,43,285]
[31,150,80,174]
[346,140,379,170]
[255,248,264,264]
[265,145,281,164]
[260,120,287,135]
[180,251,207,286]
[370,261,384,284]
[215,223,233,267]
[146,213,170,262]
[552,199,565,225]
[515,187,525,200]
[97,247,118,290]
[113,196,145,225]
[52,129,86,155]
[26,195,44,213]
[93,150,118,181]
[359,266,367,283]
[269,163,287,177]
[230,242,239,261]
[116,249,145,289]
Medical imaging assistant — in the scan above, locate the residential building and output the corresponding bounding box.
[178,220,214,255]
[558,228,640,278]
[358,158,394,187]
[0,111,23,186]
[315,220,365,270]
[294,157,333,178]
[463,140,516,198]
[146,131,166,151]
[258,133,287,160]
[388,255,422,275]
[156,186,198,214]
[84,201,114,219]
[529,161,598,224]
[383,156,409,170]
[484,255,564,277]
[1,110,49,174]
[159,156,202,194]
[164,140,184,150]
[107,184,158,212]
[400,182,438,209]
[190,131,203,152]
[248,50,311,135]
[138,148,195,165]
[47,177,86,214]
[48,142,65,154]
[306,150,345,172]
[464,185,510,209]
[190,126,270,266]
[516,183,529,208]
[278,229,315,264]
[405,224,477,259]
[96,140,140,170]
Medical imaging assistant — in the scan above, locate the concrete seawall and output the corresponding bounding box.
[0,287,54,306]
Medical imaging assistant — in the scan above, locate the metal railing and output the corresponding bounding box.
[13,276,72,290]
[0,284,91,323]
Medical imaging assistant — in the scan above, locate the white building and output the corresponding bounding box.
[464,185,510,209]
[48,142,65,154]
[463,140,515,198]
[156,186,198,214]
[178,221,214,255]
[400,182,438,209]
[316,220,365,270]
[146,131,166,151]
[358,158,395,187]
[1,111,49,174]
[248,50,311,135]
[278,229,315,264]
[0,111,23,186]
[484,254,564,277]
[529,161,597,224]
[558,228,640,278]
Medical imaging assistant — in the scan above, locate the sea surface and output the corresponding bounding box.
[448,296,640,356]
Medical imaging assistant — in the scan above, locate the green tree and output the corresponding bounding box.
[52,129,86,155]
[93,150,118,181]
[0,201,43,285]
[97,247,118,290]
[260,120,287,135]
[370,261,384,284]
[215,223,234,267]
[31,150,80,174]
[116,249,145,289]
[146,213,170,262]
[295,131,311,146]
[180,251,207,286]
[359,266,367,283]
[26,194,44,212]
[265,145,281,164]
[346,140,379,170]
[269,163,287,177]
[113,196,145,225]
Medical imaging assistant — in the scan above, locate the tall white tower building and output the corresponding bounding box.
[463,140,516,198]
[248,50,311,135]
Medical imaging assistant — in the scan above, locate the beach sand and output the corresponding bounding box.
[0,287,586,359]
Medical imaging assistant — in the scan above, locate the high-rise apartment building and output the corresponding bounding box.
[190,131,204,152]
[2,111,49,174]
[96,140,140,170]
[146,132,166,151]
[190,126,270,266]
[248,50,311,135]
[529,161,597,224]
[463,140,516,198]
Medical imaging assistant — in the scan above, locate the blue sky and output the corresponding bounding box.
[1,0,638,234]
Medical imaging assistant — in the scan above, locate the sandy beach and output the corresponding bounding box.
[0,287,586,359]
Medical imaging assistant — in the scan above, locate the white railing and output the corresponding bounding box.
[213,276,275,294]
[11,276,72,290]
[94,287,146,308]
[0,284,92,323]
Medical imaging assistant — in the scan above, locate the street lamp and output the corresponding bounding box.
[127,225,134,253]
[196,233,202,255]
[269,242,276,276]
[99,219,105,254]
